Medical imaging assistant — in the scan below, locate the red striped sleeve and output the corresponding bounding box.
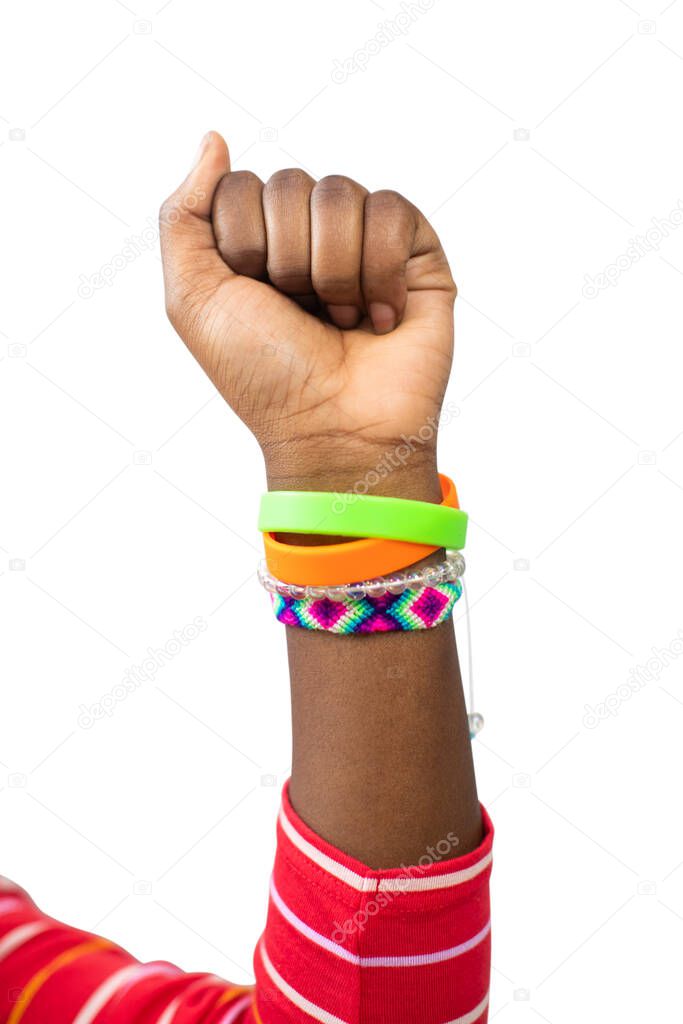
[0,785,493,1023]
[253,783,493,1024]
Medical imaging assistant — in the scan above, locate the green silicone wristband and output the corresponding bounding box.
[258,490,468,550]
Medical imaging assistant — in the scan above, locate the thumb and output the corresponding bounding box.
[160,131,231,316]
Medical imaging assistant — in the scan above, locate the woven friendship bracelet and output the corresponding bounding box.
[271,579,462,634]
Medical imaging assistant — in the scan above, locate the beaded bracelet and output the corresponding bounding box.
[258,551,465,601]
[271,578,462,634]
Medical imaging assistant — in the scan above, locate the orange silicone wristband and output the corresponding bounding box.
[263,474,459,586]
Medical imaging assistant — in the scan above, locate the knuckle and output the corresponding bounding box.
[213,171,261,211]
[368,188,408,209]
[266,168,312,195]
[219,169,260,191]
[313,174,363,204]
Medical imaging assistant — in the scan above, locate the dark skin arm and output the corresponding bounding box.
[288,605,481,868]
[160,132,482,870]
[272,462,481,869]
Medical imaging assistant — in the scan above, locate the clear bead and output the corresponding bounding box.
[386,575,407,595]
[257,562,269,585]
[448,552,465,577]
[289,584,306,600]
[421,566,441,586]
[468,712,485,737]
[346,586,366,600]
[365,580,388,597]
[404,572,424,591]
[325,587,347,601]
[307,586,326,599]
[275,581,293,597]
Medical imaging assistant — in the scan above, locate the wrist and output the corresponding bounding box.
[264,447,443,550]
[263,441,442,503]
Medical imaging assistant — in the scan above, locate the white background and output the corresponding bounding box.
[1,0,683,1019]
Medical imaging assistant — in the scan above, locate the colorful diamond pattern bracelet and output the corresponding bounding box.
[271,579,463,634]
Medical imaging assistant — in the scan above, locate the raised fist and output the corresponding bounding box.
[160,132,456,499]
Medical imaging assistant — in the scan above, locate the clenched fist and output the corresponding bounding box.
[160,132,456,500]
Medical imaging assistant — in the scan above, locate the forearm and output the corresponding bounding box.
[268,457,482,869]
